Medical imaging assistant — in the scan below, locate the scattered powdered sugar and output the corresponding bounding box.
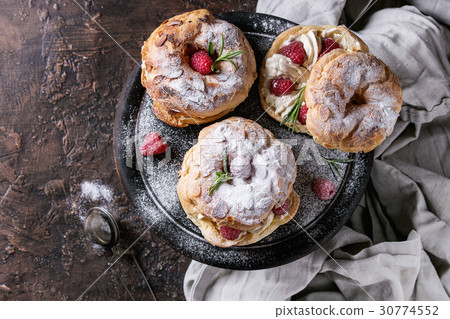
[179,117,296,226]
[253,16,289,35]
[65,180,118,256]
[119,20,373,268]
[135,91,352,242]
[81,181,113,202]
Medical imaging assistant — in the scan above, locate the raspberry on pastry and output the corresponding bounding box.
[220,226,241,240]
[279,40,307,65]
[318,37,340,59]
[259,25,369,134]
[190,50,213,75]
[298,102,308,125]
[177,117,300,247]
[272,198,291,215]
[141,9,257,127]
[270,78,294,96]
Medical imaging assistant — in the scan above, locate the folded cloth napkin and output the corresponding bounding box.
[183,0,450,301]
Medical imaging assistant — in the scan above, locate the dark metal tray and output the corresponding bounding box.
[114,12,373,270]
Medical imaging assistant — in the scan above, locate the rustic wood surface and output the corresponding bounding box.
[0,0,257,301]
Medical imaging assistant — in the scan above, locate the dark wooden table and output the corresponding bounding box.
[0,0,257,301]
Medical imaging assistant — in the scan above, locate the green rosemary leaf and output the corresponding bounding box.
[210,35,243,73]
[208,178,223,195]
[280,115,289,126]
[213,173,224,184]
[329,162,341,179]
[208,41,214,56]
[280,85,306,132]
[219,34,224,58]
[321,156,353,179]
[328,158,354,163]
[322,156,354,164]
[224,58,237,70]
[208,147,234,195]
[223,50,243,59]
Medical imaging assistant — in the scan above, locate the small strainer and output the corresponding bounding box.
[84,207,156,300]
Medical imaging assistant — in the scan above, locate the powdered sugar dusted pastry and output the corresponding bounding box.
[141,9,257,127]
[177,117,299,247]
[259,25,368,133]
[305,49,402,153]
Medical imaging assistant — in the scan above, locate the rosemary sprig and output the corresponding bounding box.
[209,35,243,73]
[208,146,234,195]
[280,85,306,132]
[321,156,354,179]
[207,41,214,56]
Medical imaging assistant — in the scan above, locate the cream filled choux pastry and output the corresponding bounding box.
[305,49,402,152]
[177,117,299,247]
[259,25,368,133]
[142,9,257,127]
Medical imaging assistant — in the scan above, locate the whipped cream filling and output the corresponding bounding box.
[248,212,274,234]
[242,204,292,238]
[218,207,290,241]
[262,30,321,118]
[261,54,306,119]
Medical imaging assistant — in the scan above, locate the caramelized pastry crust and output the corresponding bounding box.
[305,49,402,152]
[259,25,368,133]
[141,9,257,127]
[177,117,299,247]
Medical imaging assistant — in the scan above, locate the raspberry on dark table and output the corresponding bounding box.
[140,132,168,156]
[313,178,336,200]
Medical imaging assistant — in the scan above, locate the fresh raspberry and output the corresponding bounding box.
[190,50,213,75]
[220,226,241,240]
[318,38,340,59]
[270,78,294,96]
[279,41,307,65]
[140,132,168,156]
[298,103,308,125]
[273,199,291,215]
[313,178,336,200]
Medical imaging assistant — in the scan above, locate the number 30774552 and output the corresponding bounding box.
[379,305,438,316]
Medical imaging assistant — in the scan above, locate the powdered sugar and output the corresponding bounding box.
[135,92,351,239]
[180,117,296,226]
[143,15,255,116]
[307,51,401,151]
[117,15,374,268]
[80,181,113,202]
[254,17,288,35]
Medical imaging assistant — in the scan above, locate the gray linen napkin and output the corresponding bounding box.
[183,0,450,301]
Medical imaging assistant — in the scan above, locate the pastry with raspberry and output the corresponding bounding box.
[259,25,368,134]
[177,117,300,247]
[141,9,257,127]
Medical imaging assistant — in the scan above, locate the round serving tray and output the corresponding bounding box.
[114,12,373,270]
